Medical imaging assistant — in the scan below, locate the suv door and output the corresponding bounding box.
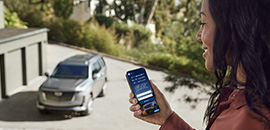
[98,57,106,82]
[91,61,103,98]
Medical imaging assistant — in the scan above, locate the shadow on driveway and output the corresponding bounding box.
[0,91,68,121]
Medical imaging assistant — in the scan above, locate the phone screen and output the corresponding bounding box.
[126,68,160,116]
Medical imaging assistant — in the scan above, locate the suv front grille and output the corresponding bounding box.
[45,91,74,101]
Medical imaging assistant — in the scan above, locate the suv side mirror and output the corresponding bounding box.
[93,73,101,80]
[44,72,49,77]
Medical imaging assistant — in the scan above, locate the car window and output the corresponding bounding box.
[51,64,88,79]
[92,62,101,76]
[98,58,105,67]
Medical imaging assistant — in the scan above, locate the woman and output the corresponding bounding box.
[129,0,270,129]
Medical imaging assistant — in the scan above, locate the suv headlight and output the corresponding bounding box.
[41,91,47,100]
[71,91,85,101]
[71,94,76,102]
[78,91,87,96]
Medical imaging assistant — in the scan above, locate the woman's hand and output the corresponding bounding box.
[129,80,173,125]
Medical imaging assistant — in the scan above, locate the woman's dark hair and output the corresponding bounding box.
[204,0,270,128]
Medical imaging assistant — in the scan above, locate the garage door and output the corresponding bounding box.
[6,49,23,95]
[27,43,39,82]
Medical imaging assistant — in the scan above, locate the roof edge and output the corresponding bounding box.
[0,28,49,44]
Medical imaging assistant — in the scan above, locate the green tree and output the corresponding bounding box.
[112,0,135,22]
[110,0,157,24]
[153,0,180,35]
[95,0,108,14]
[160,0,218,105]
[53,0,73,19]
[4,6,28,28]
[4,0,47,27]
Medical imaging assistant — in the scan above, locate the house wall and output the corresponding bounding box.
[70,1,91,22]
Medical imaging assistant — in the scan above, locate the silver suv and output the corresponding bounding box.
[37,54,107,116]
[143,101,158,113]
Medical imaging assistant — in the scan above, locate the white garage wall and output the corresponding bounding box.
[5,49,23,95]
[0,28,48,99]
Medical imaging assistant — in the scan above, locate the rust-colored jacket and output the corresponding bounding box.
[160,87,270,130]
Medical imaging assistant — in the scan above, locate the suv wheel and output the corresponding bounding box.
[98,83,107,97]
[81,94,93,116]
[98,79,107,97]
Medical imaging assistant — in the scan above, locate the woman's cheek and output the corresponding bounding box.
[206,56,214,71]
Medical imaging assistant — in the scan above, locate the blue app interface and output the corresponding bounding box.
[127,68,160,116]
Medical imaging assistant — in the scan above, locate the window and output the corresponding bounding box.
[98,58,105,67]
[51,64,88,79]
[92,62,101,76]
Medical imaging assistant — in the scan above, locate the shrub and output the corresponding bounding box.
[172,57,216,84]
[20,10,45,27]
[124,49,148,64]
[148,53,175,69]
[53,0,73,19]
[118,23,153,49]
[45,18,122,56]
[94,15,119,28]
[92,15,129,37]
[147,51,215,84]
[129,24,152,48]
[92,15,152,49]
[4,0,46,28]
[45,18,84,46]
[4,0,28,15]
[114,22,129,38]
[4,6,27,28]
[84,23,121,56]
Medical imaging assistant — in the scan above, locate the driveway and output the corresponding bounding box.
[0,43,207,130]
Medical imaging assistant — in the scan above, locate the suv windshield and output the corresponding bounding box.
[51,64,88,79]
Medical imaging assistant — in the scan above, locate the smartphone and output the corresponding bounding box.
[126,68,160,116]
